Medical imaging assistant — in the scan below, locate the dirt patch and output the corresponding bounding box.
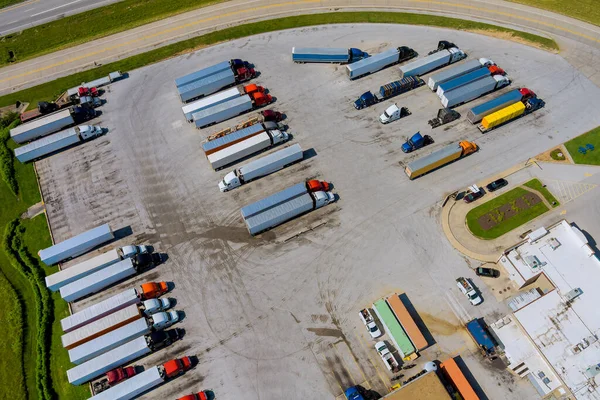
[466,29,558,52]
[535,144,572,164]
[477,192,542,230]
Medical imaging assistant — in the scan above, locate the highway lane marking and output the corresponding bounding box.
[2,0,600,86]
[0,0,39,14]
[31,0,85,17]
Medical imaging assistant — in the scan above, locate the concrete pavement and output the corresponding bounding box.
[0,0,123,36]
[3,0,600,95]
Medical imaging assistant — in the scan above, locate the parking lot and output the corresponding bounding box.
[35,24,600,399]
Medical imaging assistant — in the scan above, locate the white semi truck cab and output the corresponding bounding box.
[314,191,335,208]
[119,245,148,259]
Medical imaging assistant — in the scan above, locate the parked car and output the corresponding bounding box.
[486,178,508,192]
[476,267,500,278]
[463,191,484,203]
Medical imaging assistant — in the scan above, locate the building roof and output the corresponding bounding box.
[498,220,600,399]
[383,371,451,400]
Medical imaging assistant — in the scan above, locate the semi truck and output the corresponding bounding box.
[67,71,123,95]
[10,106,96,144]
[428,58,493,91]
[441,75,510,108]
[45,245,148,291]
[401,132,433,153]
[61,282,168,332]
[291,47,369,64]
[478,97,544,133]
[62,305,142,350]
[353,76,423,109]
[219,143,303,192]
[346,46,416,80]
[14,124,103,163]
[206,109,283,141]
[400,47,466,78]
[181,84,265,122]
[466,88,535,123]
[92,366,137,395]
[379,104,410,124]
[177,61,255,103]
[241,180,335,236]
[68,313,178,364]
[175,59,250,88]
[193,92,272,128]
[39,223,113,266]
[203,122,275,155]
[405,141,477,180]
[88,356,192,400]
[207,129,289,170]
[60,254,161,302]
[437,65,504,98]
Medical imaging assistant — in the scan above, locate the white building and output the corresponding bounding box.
[493,220,600,399]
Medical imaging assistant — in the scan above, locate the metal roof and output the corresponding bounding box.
[202,123,264,153]
[241,182,307,219]
[175,60,230,87]
[406,143,461,172]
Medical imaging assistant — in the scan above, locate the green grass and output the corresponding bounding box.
[550,148,566,160]
[564,126,600,165]
[0,0,222,67]
[0,0,24,9]
[466,187,549,239]
[523,178,560,208]
[508,0,600,27]
[0,12,558,108]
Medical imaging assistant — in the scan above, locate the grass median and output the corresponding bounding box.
[523,178,559,207]
[508,0,600,27]
[565,126,600,165]
[0,12,558,108]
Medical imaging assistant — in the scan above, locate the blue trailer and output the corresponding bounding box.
[437,67,491,97]
[39,224,114,266]
[466,319,496,356]
[291,47,368,64]
[466,89,524,123]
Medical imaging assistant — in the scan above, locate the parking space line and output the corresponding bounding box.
[356,332,389,389]
[332,341,370,389]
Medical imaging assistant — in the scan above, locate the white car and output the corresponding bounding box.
[151,310,179,330]
[358,309,382,338]
[142,298,171,316]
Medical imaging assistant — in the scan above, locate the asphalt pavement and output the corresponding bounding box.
[0,0,123,36]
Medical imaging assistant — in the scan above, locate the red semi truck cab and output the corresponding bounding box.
[519,88,536,101]
[177,392,209,400]
[234,66,255,82]
[306,180,330,193]
[106,366,136,385]
[243,84,264,96]
[251,92,273,107]
[163,356,193,379]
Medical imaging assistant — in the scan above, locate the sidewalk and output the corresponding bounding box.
[2,0,600,94]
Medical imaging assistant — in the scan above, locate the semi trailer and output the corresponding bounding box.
[14,125,103,163]
[405,141,477,179]
[353,76,423,109]
[466,88,535,123]
[478,97,544,133]
[241,180,335,236]
[441,75,510,108]
[207,129,289,170]
[39,223,113,266]
[437,66,504,98]
[67,71,123,95]
[202,122,272,155]
[177,60,255,103]
[291,47,369,63]
[10,107,96,144]
[346,46,416,80]
[427,58,493,91]
[60,254,161,302]
[181,84,264,122]
[193,92,272,128]
[399,47,466,78]
[219,144,303,192]
[175,59,250,88]
[45,245,147,291]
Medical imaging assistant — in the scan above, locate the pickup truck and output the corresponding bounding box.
[374,341,400,372]
[358,308,382,338]
[456,277,482,305]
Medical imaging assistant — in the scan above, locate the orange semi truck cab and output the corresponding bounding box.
[459,141,478,156]
[139,281,168,300]
[162,356,192,379]
[306,180,330,193]
[177,391,209,400]
[251,92,273,107]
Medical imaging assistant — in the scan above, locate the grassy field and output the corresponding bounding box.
[0,0,221,67]
[523,178,560,207]
[0,0,24,9]
[508,0,600,27]
[564,126,600,165]
[0,125,88,399]
[466,187,549,239]
[0,12,558,108]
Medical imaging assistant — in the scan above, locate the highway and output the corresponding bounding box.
[0,0,123,36]
[1,0,600,95]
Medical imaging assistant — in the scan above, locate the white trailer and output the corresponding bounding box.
[346,48,400,79]
[68,319,150,364]
[67,336,151,385]
[59,258,141,302]
[207,130,289,170]
[400,48,466,78]
[10,109,74,144]
[193,95,253,128]
[61,288,141,333]
[181,87,241,122]
[89,365,164,400]
[61,304,142,350]
[39,223,114,266]
[219,144,303,191]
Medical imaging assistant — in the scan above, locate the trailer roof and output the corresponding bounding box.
[244,192,313,234]
[89,366,162,400]
[292,47,348,55]
[192,95,252,120]
[429,59,481,83]
[241,182,307,219]
[59,258,135,301]
[175,60,230,87]
[406,143,461,172]
[469,89,522,115]
[443,75,495,100]
[45,247,119,289]
[439,68,490,92]
[400,50,450,73]
[177,69,233,96]
[202,123,264,153]
[182,87,240,115]
[346,48,398,72]
[10,109,72,136]
[39,223,112,263]
[239,144,302,176]
[14,127,78,158]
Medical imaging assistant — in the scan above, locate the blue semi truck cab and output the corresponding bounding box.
[401,132,434,153]
[354,91,378,109]
[349,48,369,63]
[344,387,365,400]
